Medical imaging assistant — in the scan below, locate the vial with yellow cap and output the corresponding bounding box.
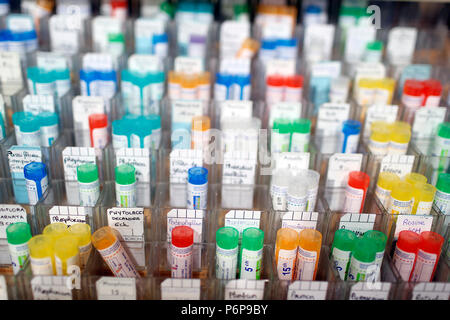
[68,223,92,268]
[43,222,68,274]
[374,78,395,105]
[404,173,427,187]
[387,181,414,214]
[369,121,391,156]
[28,235,54,275]
[54,235,80,275]
[412,183,436,215]
[375,172,400,209]
[191,115,211,150]
[388,121,411,155]
[357,78,376,106]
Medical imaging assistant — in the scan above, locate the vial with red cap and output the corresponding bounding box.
[89,113,108,148]
[422,79,442,107]
[401,80,424,124]
[392,230,420,281]
[342,171,370,213]
[266,75,284,104]
[171,226,194,279]
[284,75,303,102]
[410,231,444,282]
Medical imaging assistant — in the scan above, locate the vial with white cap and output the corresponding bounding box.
[38,112,59,147]
[187,166,208,210]
[270,168,290,211]
[19,115,41,146]
[340,120,361,154]
[330,77,350,103]
[286,173,308,212]
[115,164,136,208]
[306,169,320,212]
[24,162,48,205]
[77,163,100,207]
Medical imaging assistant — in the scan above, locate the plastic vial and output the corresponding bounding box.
[433,173,450,215]
[347,237,377,282]
[343,171,370,213]
[197,72,210,101]
[147,114,162,150]
[152,33,168,57]
[286,173,308,212]
[375,172,400,209]
[24,162,48,205]
[422,79,442,107]
[412,183,436,215]
[77,163,100,207]
[388,122,411,155]
[296,229,322,281]
[404,172,427,187]
[38,112,59,147]
[393,230,420,281]
[91,226,140,278]
[235,74,251,100]
[187,166,208,210]
[259,40,277,62]
[28,235,54,275]
[19,115,41,146]
[270,169,290,211]
[131,119,152,149]
[401,80,424,124]
[239,227,264,280]
[369,122,390,155]
[54,235,80,275]
[215,226,239,280]
[284,75,303,102]
[188,34,206,58]
[388,181,414,214]
[363,41,383,63]
[168,71,181,100]
[43,223,69,274]
[112,119,130,149]
[191,115,210,150]
[330,77,350,103]
[362,230,387,280]
[306,169,320,212]
[331,229,356,280]
[89,113,108,149]
[266,75,284,104]
[271,118,291,153]
[277,38,297,60]
[68,223,92,269]
[410,231,444,282]
[340,120,361,154]
[275,228,299,280]
[214,73,230,101]
[290,118,311,152]
[12,111,32,145]
[171,225,194,279]
[180,75,198,100]
[115,164,137,208]
[6,222,32,275]
[431,122,450,157]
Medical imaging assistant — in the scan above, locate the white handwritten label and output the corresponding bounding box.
[161,279,200,300]
[339,213,376,237]
[128,54,163,73]
[225,210,261,239]
[310,61,341,79]
[49,206,88,226]
[115,148,150,183]
[0,52,23,88]
[62,147,97,181]
[169,149,203,184]
[326,153,363,188]
[7,146,42,178]
[317,103,350,136]
[0,205,27,239]
[23,95,55,115]
[412,283,450,300]
[380,155,415,179]
[72,96,105,130]
[269,102,302,128]
[222,152,256,185]
[349,282,391,300]
[265,59,295,77]
[31,276,72,300]
[412,107,446,139]
[364,105,398,138]
[174,57,203,74]
[274,152,310,174]
[220,101,252,124]
[107,208,144,242]
[287,281,328,300]
[166,209,203,244]
[394,215,433,240]
[96,277,136,300]
[387,27,417,65]
[225,279,266,300]
[281,212,318,233]
[172,100,203,124]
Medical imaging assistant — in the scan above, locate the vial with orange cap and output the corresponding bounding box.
[401,80,424,124]
[295,229,322,281]
[266,75,284,104]
[422,79,442,107]
[284,75,303,102]
[342,171,370,213]
[88,113,108,149]
[180,74,198,100]
[168,71,181,100]
[275,228,299,280]
[191,115,210,150]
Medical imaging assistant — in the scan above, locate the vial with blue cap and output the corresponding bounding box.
[233,75,251,101]
[214,73,232,101]
[259,39,277,62]
[277,38,297,60]
[38,112,59,147]
[19,114,41,146]
[152,33,168,57]
[340,120,362,154]
[24,162,48,205]
[187,166,208,210]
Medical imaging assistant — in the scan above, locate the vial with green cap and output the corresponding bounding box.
[330,229,356,280]
[38,111,59,147]
[290,118,311,152]
[77,163,100,206]
[271,118,291,153]
[347,237,378,282]
[19,114,41,146]
[363,41,383,63]
[108,33,125,57]
[239,227,264,280]
[362,230,387,280]
[434,172,450,215]
[215,226,239,280]
[6,222,32,275]
[115,164,136,207]
[431,122,450,157]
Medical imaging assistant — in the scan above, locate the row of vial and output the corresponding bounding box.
[168,71,211,101]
